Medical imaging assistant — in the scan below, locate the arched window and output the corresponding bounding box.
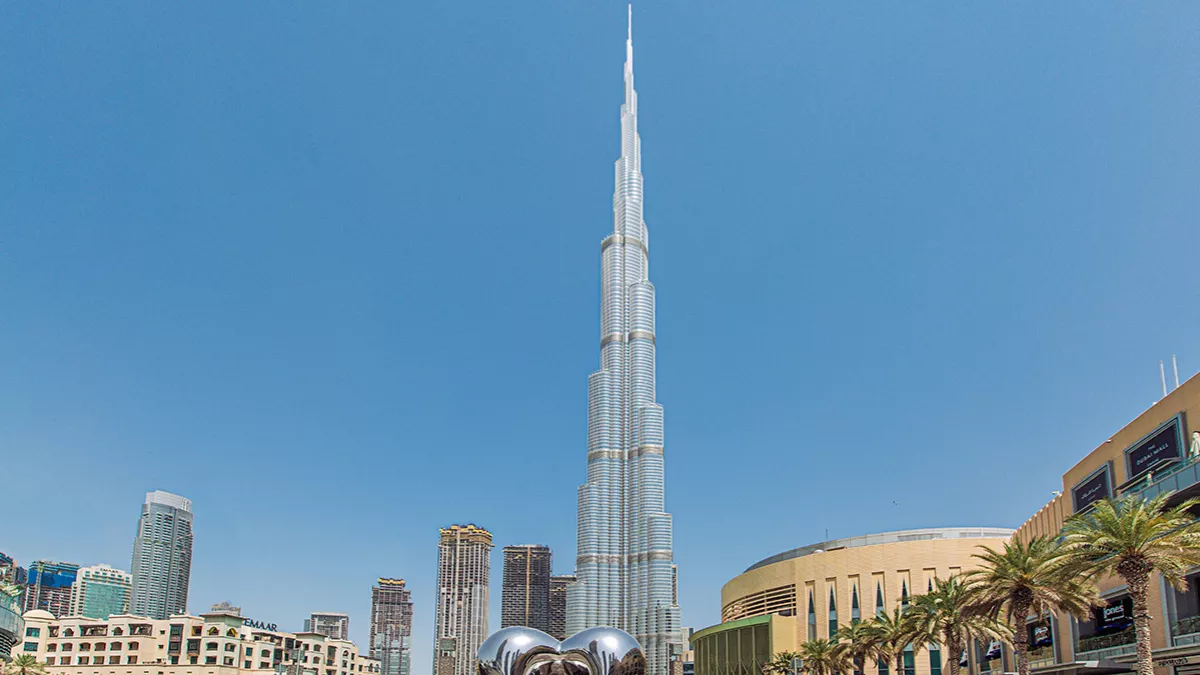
[226,629,238,637]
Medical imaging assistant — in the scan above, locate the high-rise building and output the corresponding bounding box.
[548,575,575,641]
[433,524,492,675]
[0,552,27,587]
[24,561,80,617]
[370,578,413,675]
[130,490,194,619]
[500,545,552,631]
[568,10,682,675]
[69,564,131,619]
[305,612,350,640]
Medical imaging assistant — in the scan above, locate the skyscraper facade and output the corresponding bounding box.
[433,524,492,675]
[305,612,350,640]
[568,11,682,675]
[548,575,575,641]
[70,564,132,619]
[499,545,551,631]
[370,578,413,675]
[24,561,80,617]
[130,490,194,619]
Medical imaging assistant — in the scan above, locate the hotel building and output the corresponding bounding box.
[11,607,379,675]
[70,566,131,621]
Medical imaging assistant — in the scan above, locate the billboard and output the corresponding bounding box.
[1072,464,1111,513]
[1125,416,1184,483]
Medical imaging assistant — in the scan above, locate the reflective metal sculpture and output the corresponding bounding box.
[478,627,645,675]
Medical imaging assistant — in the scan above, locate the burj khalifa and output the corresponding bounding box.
[566,9,682,675]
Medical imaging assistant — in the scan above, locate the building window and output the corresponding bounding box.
[929,649,942,675]
[170,657,179,665]
[224,657,235,666]
[47,644,57,653]
[245,661,252,669]
[828,587,838,636]
[902,648,915,675]
[112,628,123,637]
[192,627,202,637]
[23,642,37,652]
[109,656,120,665]
[205,656,217,665]
[875,582,885,617]
[128,656,138,665]
[261,663,271,669]
[79,656,90,665]
[80,643,91,651]
[112,642,121,650]
[207,642,219,651]
[63,629,75,638]
[26,627,40,638]
[96,642,107,651]
[807,590,817,640]
[129,642,139,650]
[226,644,237,652]
[45,658,54,665]
[62,644,73,652]
[190,657,198,665]
[901,581,909,610]
[262,650,271,658]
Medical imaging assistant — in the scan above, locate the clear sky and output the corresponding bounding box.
[3,1,1199,671]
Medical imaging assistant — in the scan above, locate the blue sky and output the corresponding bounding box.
[3,0,1199,670]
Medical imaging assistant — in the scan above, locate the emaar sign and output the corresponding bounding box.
[243,618,278,632]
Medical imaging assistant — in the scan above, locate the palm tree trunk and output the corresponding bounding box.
[1121,564,1154,675]
[1013,599,1031,675]
[944,632,961,675]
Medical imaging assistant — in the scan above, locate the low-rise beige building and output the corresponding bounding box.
[11,608,380,675]
[1014,372,1200,675]
[693,527,1014,675]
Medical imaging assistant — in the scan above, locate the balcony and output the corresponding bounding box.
[1076,628,1136,661]
[1121,458,1200,502]
[1173,616,1200,647]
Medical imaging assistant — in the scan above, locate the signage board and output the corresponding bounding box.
[243,618,278,632]
[1072,464,1112,513]
[1029,622,1053,648]
[1125,416,1185,482]
[1095,598,1133,633]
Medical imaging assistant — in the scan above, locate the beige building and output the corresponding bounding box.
[1013,372,1200,675]
[11,608,380,675]
[693,528,1014,675]
[434,524,492,675]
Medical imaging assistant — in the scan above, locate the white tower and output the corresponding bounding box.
[568,9,682,675]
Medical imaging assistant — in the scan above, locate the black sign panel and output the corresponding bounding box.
[1028,622,1053,648]
[1125,418,1183,482]
[1072,464,1111,513]
[1095,598,1133,633]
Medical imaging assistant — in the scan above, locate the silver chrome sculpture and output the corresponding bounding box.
[568,9,681,675]
[477,627,645,675]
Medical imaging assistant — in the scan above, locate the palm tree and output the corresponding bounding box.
[835,621,887,675]
[798,639,852,675]
[906,577,1007,675]
[1061,492,1200,675]
[4,656,47,675]
[764,651,802,675]
[966,535,1095,675]
[867,608,920,675]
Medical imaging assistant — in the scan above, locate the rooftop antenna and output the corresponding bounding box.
[1160,360,1168,398]
[1173,355,1180,389]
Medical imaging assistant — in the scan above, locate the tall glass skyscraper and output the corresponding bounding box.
[130,490,193,619]
[568,10,681,675]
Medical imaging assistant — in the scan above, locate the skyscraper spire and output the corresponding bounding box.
[567,8,680,675]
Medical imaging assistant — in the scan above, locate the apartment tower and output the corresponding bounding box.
[370,578,413,675]
[433,524,492,675]
[130,490,194,619]
[568,10,682,675]
[70,564,132,619]
[499,545,552,631]
[305,612,350,640]
[548,575,575,641]
[24,561,79,617]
